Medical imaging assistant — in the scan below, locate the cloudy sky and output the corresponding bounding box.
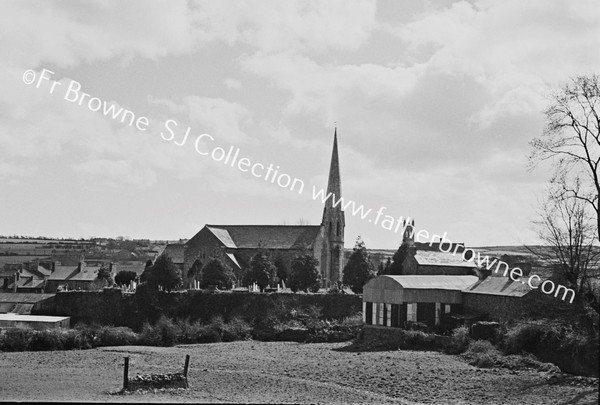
[1,0,599,248]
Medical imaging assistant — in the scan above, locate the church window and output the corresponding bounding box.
[328,222,332,235]
[336,221,340,237]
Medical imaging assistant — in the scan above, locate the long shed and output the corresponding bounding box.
[362,275,478,328]
[0,313,70,330]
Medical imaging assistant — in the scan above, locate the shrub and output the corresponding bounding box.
[196,324,222,343]
[139,316,177,347]
[400,329,438,351]
[444,326,471,354]
[465,340,501,368]
[97,326,138,346]
[29,330,67,351]
[0,328,36,351]
[173,318,205,344]
[221,317,252,342]
[64,329,93,350]
[73,322,103,348]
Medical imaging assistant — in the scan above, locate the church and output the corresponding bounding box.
[183,130,345,288]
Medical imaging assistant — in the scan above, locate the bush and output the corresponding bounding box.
[0,328,36,351]
[221,317,252,342]
[139,316,177,347]
[97,326,138,346]
[503,322,546,355]
[464,340,501,368]
[444,326,471,354]
[29,330,67,351]
[173,318,204,344]
[64,329,93,350]
[196,324,222,343]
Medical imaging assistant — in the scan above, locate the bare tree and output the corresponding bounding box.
[530,186,600,312]
[529,74,600,241]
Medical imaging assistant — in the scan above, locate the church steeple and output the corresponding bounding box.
[325,128,342,208]
[321,128,345,286]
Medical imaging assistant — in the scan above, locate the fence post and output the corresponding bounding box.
[123,357,129,390]
[183,354,190,388]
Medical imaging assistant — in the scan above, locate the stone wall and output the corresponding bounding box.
[32,289,362,331]
[463,289,580,323]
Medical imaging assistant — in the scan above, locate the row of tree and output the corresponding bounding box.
[121,235,410,295]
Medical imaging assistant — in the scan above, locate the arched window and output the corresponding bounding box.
[336,221,340,237]
[328,222,332,235]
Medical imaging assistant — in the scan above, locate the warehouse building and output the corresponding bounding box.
[362,275,478,328]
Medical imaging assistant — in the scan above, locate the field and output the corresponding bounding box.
[0,341,597,404]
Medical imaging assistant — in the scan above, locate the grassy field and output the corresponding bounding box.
[0,341,597,404]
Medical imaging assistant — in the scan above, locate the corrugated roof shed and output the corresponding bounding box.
[462,276,532,297]
[413,251,477,268]
[384,275,479,290]
[363,275,479,304]
[206,225,321,250]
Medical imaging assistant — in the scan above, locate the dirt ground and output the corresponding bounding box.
[0,341,597,404]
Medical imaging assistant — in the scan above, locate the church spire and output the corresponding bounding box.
[325,127,342,207]
[321,127,345,286]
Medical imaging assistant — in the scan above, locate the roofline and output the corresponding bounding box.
[205,224,321,228]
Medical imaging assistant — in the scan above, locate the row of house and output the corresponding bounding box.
[0,260,147,294]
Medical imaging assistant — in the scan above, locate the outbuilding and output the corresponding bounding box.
[362,275,478,328]
[0,313,70,330]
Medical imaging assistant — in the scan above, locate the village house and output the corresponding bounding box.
[44,262,112,293]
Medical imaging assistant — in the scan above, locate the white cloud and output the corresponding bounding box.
[149,95,252,144]
[224,78,242,89]
[396,0,600,126]
[240,52,423,121]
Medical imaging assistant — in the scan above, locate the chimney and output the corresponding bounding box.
[77,262,83,273]
[51,262,56,272]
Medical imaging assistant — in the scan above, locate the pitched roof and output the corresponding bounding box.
[205,225,322,250]
[69,265,101,281]
[48,264,101,282]
[0,293,55,304]
[115,262,146,276]
[462,276,532,297]
[413,251,478,268]
[226,253,240,269]
[163,244,185,264]
[382,275,479,290]
[48,265,78,281]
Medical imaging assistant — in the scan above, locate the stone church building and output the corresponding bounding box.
[183,131,345,288]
